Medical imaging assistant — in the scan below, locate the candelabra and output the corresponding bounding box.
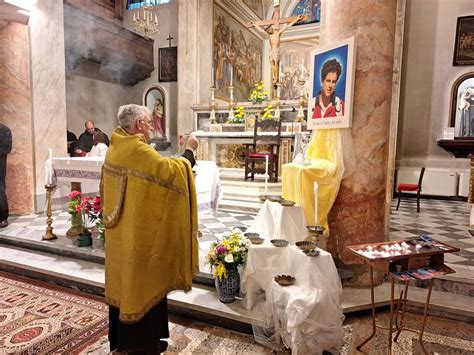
[227,85,235,123]
[42,184,57,241]
[274,81,281,119]
[296,78,306,122]
[209,86,217,124]
[132,6,160,39]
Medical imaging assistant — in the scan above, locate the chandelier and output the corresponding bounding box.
[132,6,160,39]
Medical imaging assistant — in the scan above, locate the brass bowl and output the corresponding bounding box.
[232,226,248,233]
[249,237,265,245]
[274,275,296,286]
[244,232,260,238]
[303,249,320,257]
[295,240,318,251]
[306,225,325,235]
[271,239,289,247]
[279,199,295,207]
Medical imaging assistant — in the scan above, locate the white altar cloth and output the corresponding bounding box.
[241,242,344,354]
[45,157,222,213]
[248,200,307,244]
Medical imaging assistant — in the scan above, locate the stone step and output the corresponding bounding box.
[219,168,282,183]
[0,244,473,327]
[432,266,474,297]
[219,199,261,214]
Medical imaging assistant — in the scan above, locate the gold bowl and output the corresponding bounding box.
[244,232,260,238]
[249,237,265,244]
[306,225,325,235]
[279,199,295,207]
[271,239,289,247]
[274,275,296,286]
[303,249,320,257]
[232,226,248,233]
[295,240,318,251]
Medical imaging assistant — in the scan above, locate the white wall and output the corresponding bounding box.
[65,1,179,147]
[397,0,473,170]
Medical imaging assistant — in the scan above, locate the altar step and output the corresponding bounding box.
[0,243,473,327]
[219,168,282,214]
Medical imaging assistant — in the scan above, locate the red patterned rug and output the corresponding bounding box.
[0,272,108,354]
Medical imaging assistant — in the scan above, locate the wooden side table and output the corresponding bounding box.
[346,238,459,354]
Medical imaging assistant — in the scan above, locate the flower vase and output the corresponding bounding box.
[66,213,83,238]
[77,229,92,247]
[215,267,240,304]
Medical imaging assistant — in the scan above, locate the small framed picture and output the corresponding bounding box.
[453,16,474,66]
[159,47,177,82]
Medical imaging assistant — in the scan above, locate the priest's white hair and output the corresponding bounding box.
[117,104,150,128]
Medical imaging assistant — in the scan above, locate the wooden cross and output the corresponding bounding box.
[167,35,174,47]
[247,4,305,88]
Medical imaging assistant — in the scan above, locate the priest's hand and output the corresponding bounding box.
[186,134,199,152]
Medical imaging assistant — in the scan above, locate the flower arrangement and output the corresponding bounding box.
[206,229,251,280]
[261,104,275,120]
[67,191,105,240]
[229,105,245,124]
[249,81,269,104]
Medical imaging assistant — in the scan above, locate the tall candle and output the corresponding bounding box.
[212,67,215,87]
[265,155,269,194]
[155,14,158,24]
[230,65,233,86]
[314,182,319,225]
[48,148,52,160]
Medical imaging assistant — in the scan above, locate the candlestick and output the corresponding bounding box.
[42,184,57,241]
[296,78,306,122]
[227,85,235,123]
[265,155,269,194]
[314,181,319,225]
[209,86,217,124]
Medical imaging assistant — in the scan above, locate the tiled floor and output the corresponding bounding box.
[3,198,474,270]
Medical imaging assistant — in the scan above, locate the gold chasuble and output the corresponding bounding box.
[103,127,199,323]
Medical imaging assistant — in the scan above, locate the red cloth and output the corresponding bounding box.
[397,183,420,192]
[248,153,274,158]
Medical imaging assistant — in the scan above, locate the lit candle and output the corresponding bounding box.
[314,181,318,225]
[155,14,158,24]
[230,65,233,86]
[46,148,53,185]
[265,155,269,194]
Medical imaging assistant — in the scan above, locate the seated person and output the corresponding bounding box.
[67,130,77,156]
[75,120,110,156]
[86,131,108,157]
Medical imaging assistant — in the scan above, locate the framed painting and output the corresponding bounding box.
[453,16,474,66]
[307,36,356,130]
[449,72,474,138]
[243,0,264,19]
[213,3,263,102]
[159,46,177,82]
[144,85,167,140]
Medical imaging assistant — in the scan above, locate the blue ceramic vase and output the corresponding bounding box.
[215,267,240,304]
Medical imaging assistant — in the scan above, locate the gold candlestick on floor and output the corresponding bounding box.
[42,184,57,241]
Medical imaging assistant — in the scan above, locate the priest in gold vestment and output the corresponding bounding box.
[102,104,199,353]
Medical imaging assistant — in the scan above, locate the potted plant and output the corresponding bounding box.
[206,229,251,303]
[88,196,105,243]
[67,191,83,238]
[76,196,93,247]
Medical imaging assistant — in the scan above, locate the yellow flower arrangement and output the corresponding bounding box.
[249,81,269,104]
[206,229,251,280]
[230,105,245,124]
[261,104,275,120]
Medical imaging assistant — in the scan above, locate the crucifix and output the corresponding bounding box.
[247,1,305,89]
[166,35,174,47]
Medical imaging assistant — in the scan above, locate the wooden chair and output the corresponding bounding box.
[244,118,282,182]
[396,167,425,213]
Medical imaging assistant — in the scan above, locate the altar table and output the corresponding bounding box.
[241,242,344,354]
[45,157,222,213]
[248,200,307,244]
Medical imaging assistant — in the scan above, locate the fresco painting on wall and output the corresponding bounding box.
[291,0,321,25]
[280,39,318,100]
[243,0,264,19]
[213,4,263,102]
[453,16,474,66]
[307,37,356,130]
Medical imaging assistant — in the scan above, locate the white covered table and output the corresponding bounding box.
[241,241,344,354]
[45,157,222,213]
[249,200,307,244]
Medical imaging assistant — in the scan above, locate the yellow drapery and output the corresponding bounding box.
[103,127,199,323]
[282,129,344,232]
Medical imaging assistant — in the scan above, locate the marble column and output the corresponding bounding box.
[321,0,398,286]
[0,21,35,214]
[29,0,68,212]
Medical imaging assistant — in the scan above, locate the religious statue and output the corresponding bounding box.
[247,5,304,87]
[459,87,474,137]
[152,98,165,140]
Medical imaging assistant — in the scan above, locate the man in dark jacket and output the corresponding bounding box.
[0,123,12,228]
[75,120,109,156]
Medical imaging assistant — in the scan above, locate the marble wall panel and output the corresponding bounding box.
[0,21,34,214]
[29,0,68,211]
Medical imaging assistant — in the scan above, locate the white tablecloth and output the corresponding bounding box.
[241,242,344,354]
[45,157,222,213]
[248,200,308,244]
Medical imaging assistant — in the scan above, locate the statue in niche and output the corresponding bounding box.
[459,87,474,137]
[152,98,165,139]
[144,86,171,151]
